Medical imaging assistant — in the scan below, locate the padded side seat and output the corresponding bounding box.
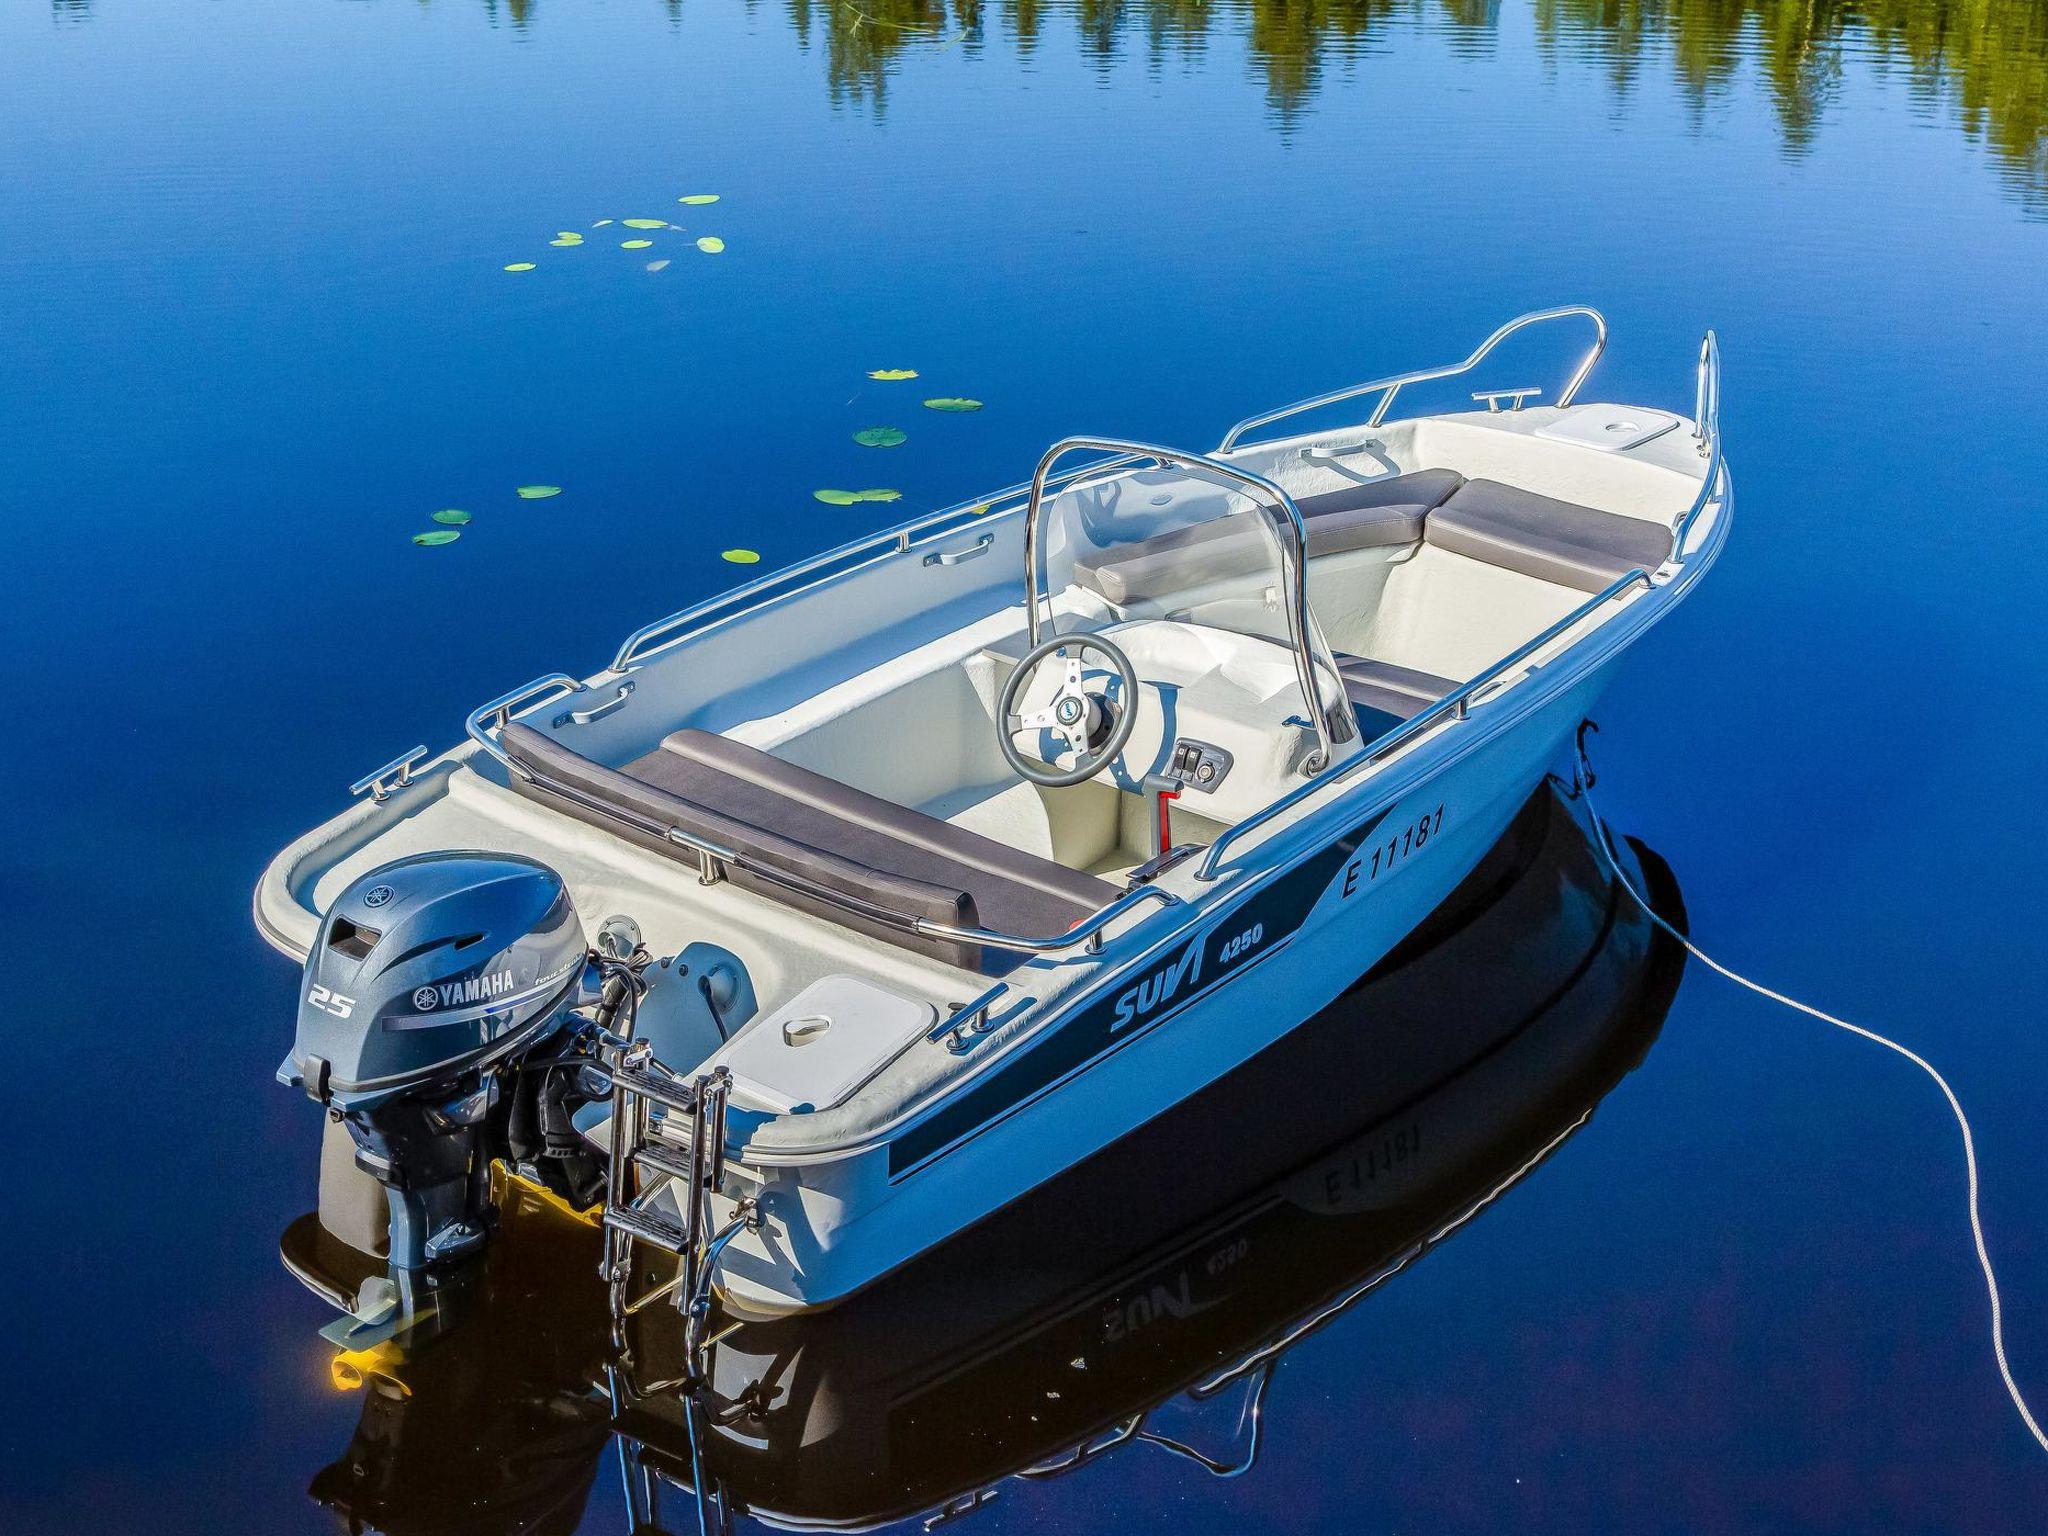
[1075,469,1464,605]
[1292,467,1466,554]
[1425,478,1673,593]
[1333,654,1457,741]
[502,723,1116,973]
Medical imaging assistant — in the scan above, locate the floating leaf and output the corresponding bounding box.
[967,502,993,516]
[623,218,667,230]
[813,489,860,505]
[621,239,654,250]
[645,259,671,272]
[678,194,720,205]
[502,262,537,272]
[695,236,725,254]
[923,397,983,412]
[549,233,584,247]
[516,485,562,500]
[431,509,471,526]
[722,548,761,564]
[853,426,907,448]
[854,488,901,503]
[412,529,461,546]
[867,368,918,381]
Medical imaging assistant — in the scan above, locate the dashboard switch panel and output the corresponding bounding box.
[1165,738,1233,794]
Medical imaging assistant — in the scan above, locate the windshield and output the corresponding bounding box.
[1028,456,1350,756]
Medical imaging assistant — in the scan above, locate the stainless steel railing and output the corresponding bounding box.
[608,464,1117,675]
[1671,331,1724,555]
[1216,306,1608,452]
[464,673,587,775]
[1194,566,1656,881]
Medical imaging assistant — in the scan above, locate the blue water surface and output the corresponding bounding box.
[3,1,2046,1531]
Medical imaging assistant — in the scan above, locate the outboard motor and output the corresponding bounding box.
[281,852,599,1271]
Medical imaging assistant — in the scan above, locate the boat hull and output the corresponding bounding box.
[712,662,1613,1316]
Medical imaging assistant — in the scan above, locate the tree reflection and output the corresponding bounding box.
[58,0,2048,207]
[790,0,2048,208]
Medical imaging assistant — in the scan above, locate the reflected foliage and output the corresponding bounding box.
[54,0,2048,204]
[788,0,2048,207]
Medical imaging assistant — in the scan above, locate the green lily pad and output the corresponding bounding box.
[722,548,761,564]
[645,259,671,272]
[696,236,725,254]
[516,485,562,500]
[854,489,901,503]
[412,529,461,546]
[502,262,537,272]
[678,194,720,206]
[622,239,654,250]
[431,509,471,525]
[923,397,983,412]
[813,489,859,505]
[549,233,584,247]
[623,218,667,230]
[853,426,907,448]
[867,368,918,381]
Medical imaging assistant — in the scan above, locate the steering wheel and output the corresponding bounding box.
[998,632,1141,789]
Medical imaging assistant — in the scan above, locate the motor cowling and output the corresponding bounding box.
[285,852,592,1270]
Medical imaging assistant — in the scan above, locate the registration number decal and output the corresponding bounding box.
[1342,804,1445,896]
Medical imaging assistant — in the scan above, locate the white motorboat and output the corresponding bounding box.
[262,307,1729,1325]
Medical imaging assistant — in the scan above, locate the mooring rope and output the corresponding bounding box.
[1572,734,2047,1459]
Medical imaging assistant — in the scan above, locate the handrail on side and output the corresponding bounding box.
[914,883,1180,957]
[1195,566,1654,882]
[465,673,586,775]
[1022,437,1341,775]
[1670,330,1725,556]
[608,458,1129,676]
[1216,306,1608,452]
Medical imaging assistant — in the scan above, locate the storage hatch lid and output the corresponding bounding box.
[710,975,937,1114]
[1533,403,1681,453]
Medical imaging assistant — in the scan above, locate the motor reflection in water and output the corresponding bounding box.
[289,782,1686,1534]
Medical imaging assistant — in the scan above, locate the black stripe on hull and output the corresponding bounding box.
[888,807,1396,1178]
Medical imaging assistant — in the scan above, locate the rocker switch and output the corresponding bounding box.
[1166,739,1232,794]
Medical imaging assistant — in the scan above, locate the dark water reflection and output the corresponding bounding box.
[649,0,2043,208]
[43,0,2048,207]
[290,789,1689,1534]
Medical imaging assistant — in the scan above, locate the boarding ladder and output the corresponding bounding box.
[597,1034,756,1382]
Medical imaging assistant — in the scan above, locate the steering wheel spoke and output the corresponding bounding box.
[996,631,1142,789]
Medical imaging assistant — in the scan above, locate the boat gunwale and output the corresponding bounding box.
[726,459,1730,1169]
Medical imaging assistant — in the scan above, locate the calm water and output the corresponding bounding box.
[4,1,2048,1531]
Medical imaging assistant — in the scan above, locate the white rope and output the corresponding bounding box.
[1574,746,2047,1458]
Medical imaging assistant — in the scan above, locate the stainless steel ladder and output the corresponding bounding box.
[598,1037,756,1380]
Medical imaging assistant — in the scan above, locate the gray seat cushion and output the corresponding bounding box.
[1425,478,1673,593]
[502,723,1114,974]
[1293,467,1466,554]
[1074,469,1463,605]
[1333,655,1456,741]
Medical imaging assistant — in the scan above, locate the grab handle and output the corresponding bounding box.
[923,533,995,568]
[556,680,634,727]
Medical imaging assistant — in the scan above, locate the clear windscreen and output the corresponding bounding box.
[1035,464,1301,650]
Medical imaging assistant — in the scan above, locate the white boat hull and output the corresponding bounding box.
[712,664,1610,1316]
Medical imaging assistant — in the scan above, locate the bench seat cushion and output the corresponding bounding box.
[1075,469,1464,605]
[1425,478,1672,593]
[502,723,1114,973]
[1333,655,1456,741]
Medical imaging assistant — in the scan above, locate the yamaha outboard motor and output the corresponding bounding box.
[281,852,598,1272]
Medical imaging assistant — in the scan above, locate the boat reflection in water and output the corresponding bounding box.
[293,782,1686,1534]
